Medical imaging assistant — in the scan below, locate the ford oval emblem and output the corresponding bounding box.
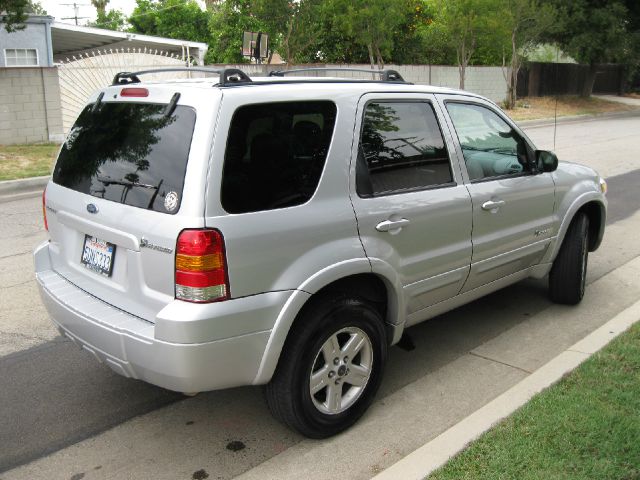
[87,203,98,214]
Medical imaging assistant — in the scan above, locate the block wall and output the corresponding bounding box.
[203,63,509,103]
[0,67,63,145]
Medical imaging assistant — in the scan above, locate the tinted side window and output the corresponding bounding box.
[357,102,453,197]
[446,102,532,181]
[221,101,337,214]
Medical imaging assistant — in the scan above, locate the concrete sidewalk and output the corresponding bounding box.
[594,94,640,106]
[374,298,640,480]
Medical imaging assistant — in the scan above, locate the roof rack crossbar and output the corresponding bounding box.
[111,67,252,87]
[268,68,407,83]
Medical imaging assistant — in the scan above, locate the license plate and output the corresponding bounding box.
[81,235,116,277]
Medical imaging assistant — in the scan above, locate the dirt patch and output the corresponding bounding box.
[503,95,640,122]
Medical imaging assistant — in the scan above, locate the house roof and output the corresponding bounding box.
[51,22,208,64]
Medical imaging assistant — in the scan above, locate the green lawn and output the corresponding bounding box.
[429,322,640,480]
[0,143,60,181]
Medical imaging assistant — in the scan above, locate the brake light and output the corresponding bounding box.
[120,87,149,97]
[42,187,48,231]
[175,229,229,303]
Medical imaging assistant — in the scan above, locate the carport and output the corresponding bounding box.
[51,22,207,65]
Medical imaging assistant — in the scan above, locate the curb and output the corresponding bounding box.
[0,176,49,203]
[516,109,640,128]
[372,298,640,480]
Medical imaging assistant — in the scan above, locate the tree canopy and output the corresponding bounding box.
[544,0,632,96]
[1,0,46,32]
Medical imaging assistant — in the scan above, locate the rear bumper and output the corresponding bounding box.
[34,241,289,393]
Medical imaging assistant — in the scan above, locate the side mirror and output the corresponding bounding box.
[536,150,558,173]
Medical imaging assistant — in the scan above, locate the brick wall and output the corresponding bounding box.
[0,67,64,145]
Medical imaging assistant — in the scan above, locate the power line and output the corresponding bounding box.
[60,2,90,25]
[128,3,183,19]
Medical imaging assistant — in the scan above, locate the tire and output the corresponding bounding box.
[549,213,589,305]
[265,294,387,438]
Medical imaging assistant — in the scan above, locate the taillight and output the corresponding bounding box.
[120,87,149,97]
[175,229,229,303]
[42,187,48,231]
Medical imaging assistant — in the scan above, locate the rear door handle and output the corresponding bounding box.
[376,218,410,232]
[481,199,506,211]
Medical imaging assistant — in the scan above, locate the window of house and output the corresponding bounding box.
[357,101,453,197]
[4,49,39,66]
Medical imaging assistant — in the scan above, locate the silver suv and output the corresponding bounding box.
[34,67,607,438]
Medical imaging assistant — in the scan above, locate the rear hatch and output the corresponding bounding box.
[44,84,220,322]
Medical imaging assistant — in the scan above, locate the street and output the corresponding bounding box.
[1,114,640,480]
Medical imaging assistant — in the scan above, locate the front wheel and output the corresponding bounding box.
[549,213,589,305]
[265,295,387,438]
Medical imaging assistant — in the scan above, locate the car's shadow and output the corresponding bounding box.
[0,279,551,475]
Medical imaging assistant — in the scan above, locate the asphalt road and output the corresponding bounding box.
[1,114,639,478]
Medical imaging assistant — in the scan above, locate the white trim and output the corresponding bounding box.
[51,22,207,51]
[3,48,40,67]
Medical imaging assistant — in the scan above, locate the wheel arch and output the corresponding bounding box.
[545,193,606,264]
[579,200,606,252]
[252,261,402,385]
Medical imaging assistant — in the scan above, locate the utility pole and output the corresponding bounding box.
[61,3,90,25]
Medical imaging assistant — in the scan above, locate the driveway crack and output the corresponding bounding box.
[468,351,533,374]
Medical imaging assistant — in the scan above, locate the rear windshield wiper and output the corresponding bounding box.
[96,175,158,189]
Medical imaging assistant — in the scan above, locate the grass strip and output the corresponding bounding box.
[429,322,640,480]
[0,143,60,181]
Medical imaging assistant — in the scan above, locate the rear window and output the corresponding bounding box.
[52,102,196,214]
[221,101,337,214]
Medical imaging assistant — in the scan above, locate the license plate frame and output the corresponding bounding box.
[80,234,116,277]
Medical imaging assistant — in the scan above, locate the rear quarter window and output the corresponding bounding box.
[221,101,337,214]
[53,102,196,214]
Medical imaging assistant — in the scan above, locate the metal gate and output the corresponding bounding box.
[58,48,190,134]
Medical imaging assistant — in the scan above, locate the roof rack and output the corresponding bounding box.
[111,67,252,87]
[268,68,407,83]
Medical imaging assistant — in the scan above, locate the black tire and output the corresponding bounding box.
[265,294,387,438]
[549,213,589,305]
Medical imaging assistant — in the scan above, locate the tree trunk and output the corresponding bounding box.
[581,63,598,97]
[374,43,385,70]
[457,47,465,90]
[284,17,294,66]
[367,44,375,70]
[505,30,519,109]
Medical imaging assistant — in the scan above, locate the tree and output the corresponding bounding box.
[621,0,640,90]
[91,0,108,17]
[392,0,440,65]
[206,0,264,63]
[294,5,369,64]
[253,0,322,65]
[546,0,630,97]
[129,0,210,43]
[500,0,557,109]
[91,9,127,31]
[327,0,406,69]
[1,0,46,32]
[431,0,504,89]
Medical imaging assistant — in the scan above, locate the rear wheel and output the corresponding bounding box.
[265,295,387,438]
[549,213,589,305]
